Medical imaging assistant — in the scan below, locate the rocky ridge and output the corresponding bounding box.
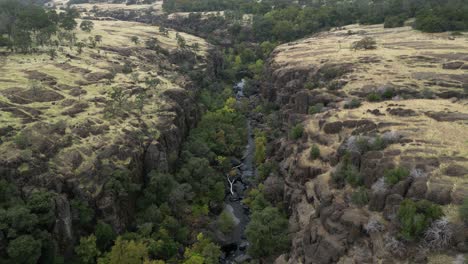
[260,24,468,263]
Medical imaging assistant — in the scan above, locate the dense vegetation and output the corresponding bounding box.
[0,0,80,52]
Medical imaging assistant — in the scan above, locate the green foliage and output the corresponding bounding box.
[351,187,369,207]
[397,199,444,241]
[384,16,406,28]
[344,99,362,109]
[131,36,139,45]
[183,233,221,264]
[308,103,324,115]
[310,144,320,160]
[7,235,42,264]
[290,124,304,140]
[257,161,276,181]
[26,191,55,227]
[332,154,363,188]
[80,20,94,32]
[254,132,267,165]
[71,199,95,227]
[103,237,148,264]
[14,132,31,149]
[384,167,410,185]
[459,197,468,223]
[243,184,271,212]
[246,206,289,258]
[75,235,100,264]
[122,61,133,74]
[95,221,116,252]
[367,92,382,102]
[217,210,235,234]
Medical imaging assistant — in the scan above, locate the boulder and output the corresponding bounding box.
[323,121,343,134]
[426,181,453,205]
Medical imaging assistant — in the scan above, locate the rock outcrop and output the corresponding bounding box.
[261,24,468,263]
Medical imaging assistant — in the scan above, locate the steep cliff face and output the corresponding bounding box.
[261,24,468,263]
[0,18,208,253]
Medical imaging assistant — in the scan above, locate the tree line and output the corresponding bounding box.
[0,0,79,53]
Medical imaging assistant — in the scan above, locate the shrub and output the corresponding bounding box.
[332,156,363,188]
[384,167,409,185]
[351,187,369,207]
[423,217,453,249]
[344,99,361,109]
[122,61,133,74]
[218,211,235,234]
[245,206,289,258]
[304,81,318,90]
[381,89,394,99]
[369,136,386,151]
[367,92,381,102]
[308,103,324,115]
[384,16,405,28]
[397,199,444,241]
[352,37,377,50]
[14,132,30,149]
[290,124,304,140]
[345,165,363,187]
[460,197,468,223]
[310,144,320,160]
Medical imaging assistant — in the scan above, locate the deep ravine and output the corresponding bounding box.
[222,80,256,263]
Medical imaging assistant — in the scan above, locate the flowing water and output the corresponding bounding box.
[222,80,256,263]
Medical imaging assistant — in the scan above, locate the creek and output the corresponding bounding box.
[221,80,256,263]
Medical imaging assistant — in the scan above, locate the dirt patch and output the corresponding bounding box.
[100,46,133,57]
[425,111,468,122]
[55,62,92,74]
[61,101,89,117]
[85,71,114,82]
[1,87,64,104]
[0,100,41,123]
[23,70,57,85]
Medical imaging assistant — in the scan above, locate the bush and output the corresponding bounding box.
[344,99,361,109]
[384,167,409,185]
[14,132,30,149]
[290,124,304,140]
[381,89,394,99]
[397,199,444,241]
[245,206,289,258]
[367,92,382,102]
[310,144,320,160]
[384,16,405,28]
[352,37,377,50]
[122,61,133,74]
[304,81,317,90]
[345,165,363,187]
[218,211,235,234]
[460,197,468,223]
[351,187,369,207]
[308,103,324,115]
[332,156,363,188]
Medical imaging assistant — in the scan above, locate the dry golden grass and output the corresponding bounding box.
[0,19,208,183]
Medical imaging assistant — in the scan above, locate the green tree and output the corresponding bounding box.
[106,237,148,264]
[397,199,444,241]
[183,233,221,264]
[217,210,235,234]
[95,221,116,251]
[76,235,100,264]
[7,235,42,264]
[80,20,94,32]
[246,206,289,257]
[131,36,139,45]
